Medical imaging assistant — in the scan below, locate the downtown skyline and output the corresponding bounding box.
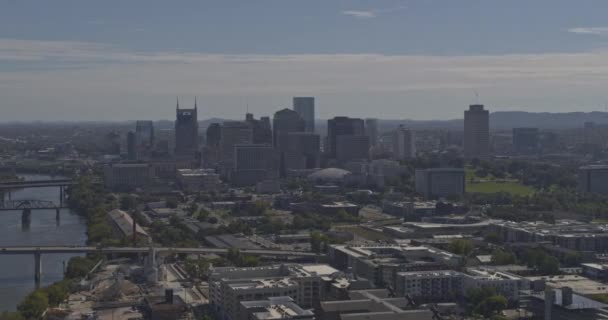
[3,0,608,121]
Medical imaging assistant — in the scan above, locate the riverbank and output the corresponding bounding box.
[0,174,88,312]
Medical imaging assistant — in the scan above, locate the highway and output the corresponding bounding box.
[0,246,323,257]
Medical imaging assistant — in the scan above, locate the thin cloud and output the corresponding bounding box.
[567,27,608,36]
[341,5,407,19]
[341,10,376,19]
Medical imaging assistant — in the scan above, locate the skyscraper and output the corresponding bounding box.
[126,131,137,160]
[512,127,539,154]
[233,144,279,186]
[336,135,370,163]
[245,113,272,145]
[135,120,154,149]
[463,104,489,159]
[293,97,315,133]
[327,117,365,158]
[219,121,253,169]
[393,125,416,160]
[273,109,306,151]
[365,118,378,147]
[175,98,199,155]
[285,132,321,169]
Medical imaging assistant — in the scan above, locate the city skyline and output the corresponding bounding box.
[3,1,608,120]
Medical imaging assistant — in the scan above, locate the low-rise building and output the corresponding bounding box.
[209,264,344,320]
[103,162,153,189]
[239,296,314,320]
[106,209,151,243]
[177,168,222,192]
[415,168,465,199]
[328,244,463,288]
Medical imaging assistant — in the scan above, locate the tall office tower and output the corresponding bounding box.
[463,104,490,159]
[273,108,306,151]
[233,144,279,186]
[512,127,539,154]
[135,120,154,148]
[126,131,137,160]
[202,123,221,168]
[219,121,253,172]
[206,123,221,148]
[365,118,378,146]
[336,135,370,163]
[285,132,321,169]
[578,165,608,194]
[327,117,365,158]
[175,98,199,155]
[245,113,273,145]
[293,97,315,133]
[392,125,416,160]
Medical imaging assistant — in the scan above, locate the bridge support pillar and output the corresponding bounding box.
[34,252,42,289]
[7,191,11,200]
[22,208,31,229]
[59,186,64,207]
[56,208,60,220]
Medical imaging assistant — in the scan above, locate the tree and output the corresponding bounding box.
[310,231,323,254]
[564,252,582,267]
[17,291,48,320]
[44,281,70,306]
[166,197,178,209]
[0,312,24,320]
[65,256,97,279]
[491,249,516,265]
[119,194,136,211]
[484,232,502,244]
[474,295,508,318]
[449,239,473,256]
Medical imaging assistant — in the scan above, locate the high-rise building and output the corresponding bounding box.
[285,132,321,169]
[203,122,222,168]
[579,165,608,194]
[512,127,539,154]
[135,120,154,148]
[365,118,378,146]
[415,168,466,199]
[327,117,365,158]
[245,113,272,145]
[233,144,279,186]
[219,121,253,170]
[393,125,416,160]
[336,135,370,163]
[273,109,305,151]
[293,97,315,133]
[126,131,137,160]
[464,104,490,158]
[206,123,221,148]
[175,98,199,155]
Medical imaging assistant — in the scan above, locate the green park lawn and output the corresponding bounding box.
[465,167,535,196]
[466,181,535,196]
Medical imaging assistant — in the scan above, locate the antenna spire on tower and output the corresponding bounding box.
[176,96,180,110]
[194,96,197,110]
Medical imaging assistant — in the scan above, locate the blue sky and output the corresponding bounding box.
[2,0,608,121]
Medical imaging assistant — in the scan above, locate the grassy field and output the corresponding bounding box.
[465,167,535,196]
[466,181,535,196]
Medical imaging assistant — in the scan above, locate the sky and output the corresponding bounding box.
[2,0,608,121]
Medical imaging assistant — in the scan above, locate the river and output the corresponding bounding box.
[0,174,87,311]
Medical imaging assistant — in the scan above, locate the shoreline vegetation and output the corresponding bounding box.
[0,175,107,319]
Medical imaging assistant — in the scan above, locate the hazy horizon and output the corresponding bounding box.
[3,0,608,121]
